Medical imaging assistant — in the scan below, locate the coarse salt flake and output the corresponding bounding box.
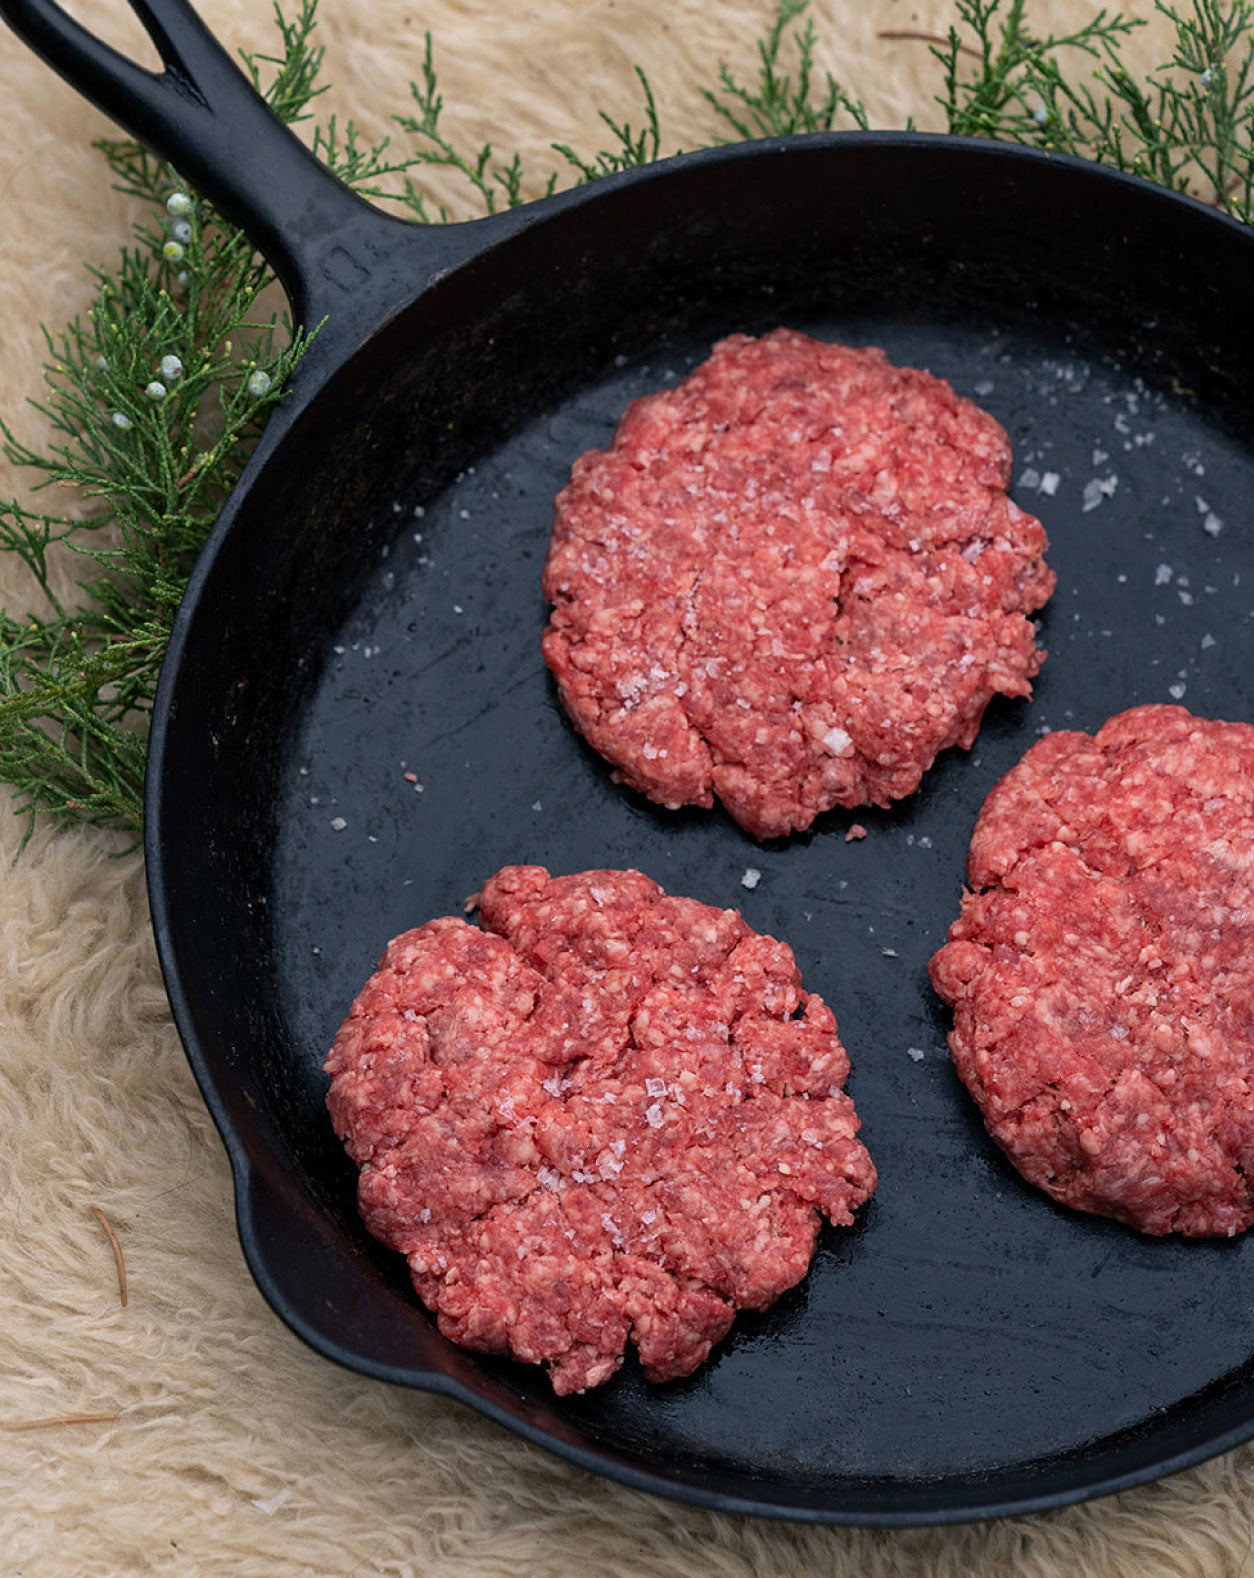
[741,867,762,889]
[822,726,853,755]
[1082,476,1118,512]
[645,1103,664,1128]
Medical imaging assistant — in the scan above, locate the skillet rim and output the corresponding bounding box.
[143,128,1254,1525]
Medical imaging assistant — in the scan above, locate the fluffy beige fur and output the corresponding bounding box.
[3,2,1252,1574]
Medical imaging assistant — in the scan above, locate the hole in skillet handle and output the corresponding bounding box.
[0,0,496,390]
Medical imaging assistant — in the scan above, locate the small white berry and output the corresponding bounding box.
[247,369,273,398]
[111,411,132,430]
[166,191,193,217]
[162,240,185,263]
[176,271,190,287]
[95,354,109,371]
[1032,105,1048,126]
[145,380,167,401]
[169,219,193,244]
[160,354,183,381]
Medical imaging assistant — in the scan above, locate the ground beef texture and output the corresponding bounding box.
[930,705,1254,1237]
[542,329,1055,839]
[325,867,876,1392]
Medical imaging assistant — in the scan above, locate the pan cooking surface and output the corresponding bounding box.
[267,306,1254,1491]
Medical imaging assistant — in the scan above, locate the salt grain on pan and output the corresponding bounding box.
[1169,682,1187,700]
[1039,471,1060,496]
[907,1047,926,1063]
[1155,563,1174,586]
[741,867,762,889]
[1082,475,1118,512]
[329,816,347,831]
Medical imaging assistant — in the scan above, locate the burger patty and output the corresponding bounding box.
[929,705,1254,1237]
[542,329,1055,839]
[325,865,877,1394]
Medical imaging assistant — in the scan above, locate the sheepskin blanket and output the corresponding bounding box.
[4,2,1251,1574]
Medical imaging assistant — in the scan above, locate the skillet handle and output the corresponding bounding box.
[0,0,474,351]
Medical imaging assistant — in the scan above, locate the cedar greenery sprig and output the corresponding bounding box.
[0,6,329,849]
[931,0,1254,220]
[702,0,869,137]
[3,0,1254,847]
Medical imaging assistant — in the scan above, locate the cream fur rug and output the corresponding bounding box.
[4,2,1253,1574]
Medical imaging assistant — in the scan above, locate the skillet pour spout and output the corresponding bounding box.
[8,0,1254,1529]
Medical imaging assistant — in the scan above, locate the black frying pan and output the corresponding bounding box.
[8,0,1254,1527]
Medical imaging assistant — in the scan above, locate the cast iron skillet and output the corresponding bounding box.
[7,0,1254,1527]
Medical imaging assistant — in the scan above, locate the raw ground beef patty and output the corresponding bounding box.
[929,705,1254,1237]
[542,329,1056,839]
[325,865,876,1393]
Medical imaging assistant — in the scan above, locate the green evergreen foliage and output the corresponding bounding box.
[1,0,1250,845]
